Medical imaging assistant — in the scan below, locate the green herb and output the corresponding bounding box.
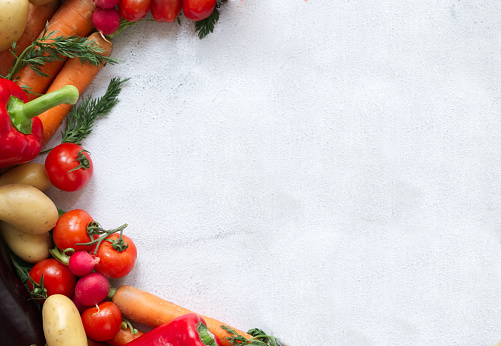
[5,25,121,81]
[61,77,129,145]
[107,18,139,40]
[195,0,228,39]
[222,326,284,346]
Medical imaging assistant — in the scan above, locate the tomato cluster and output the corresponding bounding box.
[92,0,218,36]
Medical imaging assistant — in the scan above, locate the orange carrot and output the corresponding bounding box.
[0,0,61,77]
[111,285,252,346]
[14,0,96,100]
[36,31,112,146]
[105,328,145,345]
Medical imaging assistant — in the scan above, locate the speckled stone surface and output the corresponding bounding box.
[39,1,501,345]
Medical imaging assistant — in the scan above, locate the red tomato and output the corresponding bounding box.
[45,143,93,192]
[53,209,96,252]
[119,0,152,22]
[28,259,76,300]
[82,302,122,341]
[182,0,216,21]
[151,0,181,22]
[94,233,137,279]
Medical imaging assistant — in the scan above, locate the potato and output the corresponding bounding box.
[0,184,58,234]
[42,294,87,346]
[0,0,29,51]
[0,221,51,263]
[0,163,51,191]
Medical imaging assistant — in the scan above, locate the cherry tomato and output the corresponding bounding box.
[53,209,96,252]
[182,0,216,21]
[151,0,181,22]
[28,259,76,300]
[119,0,152,22]
[82,301,122,341]
[94,233,137,279]
[45,142,93,192]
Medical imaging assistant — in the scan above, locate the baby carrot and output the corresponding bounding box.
[111,285,252,346]
[14,0,96,100]
[37,31,113,146]
[0,0,61,77]
[105,328,145,345]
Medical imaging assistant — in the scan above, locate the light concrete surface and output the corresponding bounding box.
[41,1,501,345]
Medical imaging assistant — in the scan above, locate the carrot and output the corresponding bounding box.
[88,337,108,346]
[14,0,96,100]
[36,31,112,146]
[0,0,61,77]
[106,328,145,345]
[111,285,252,346]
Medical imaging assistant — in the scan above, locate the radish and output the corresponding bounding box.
[68,251,99,276]
[94,0,120,9]
[92,7,121,36]
[74,272,110,306]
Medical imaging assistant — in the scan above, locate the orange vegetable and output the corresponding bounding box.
[14,0,96,100]
[88,337,108,346]
[37,31,112,146]
[0,0,61,77]
[105,328,145,345]
[111,285,252,346]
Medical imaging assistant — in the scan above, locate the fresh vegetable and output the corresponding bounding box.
[28,258,76,300]
[0,77,79,168]
[0,0,61,77]
[151,0,181,22]
[0,235,46,346]
[183,0,216,22]
[118,0,152,22]
[93,7,122,36]
[45,142,94,192]
[82,301,123,341]
[0,0,29,52]
[42,294,87,346]
[106,327,145,345]
[0,183,58,234]
[74,272,110,306]
[93,233,137,279]
[68,250,99,276]
[13,0,100,98]
[125,313,221,346]
[52,209,96,252]
[0,221,51,263]
[0,162,51,191]
[37,31,114,146]
[110,285,252,346]
[29,0,58,5]
[94,0,121,9]
[194,0,225,39]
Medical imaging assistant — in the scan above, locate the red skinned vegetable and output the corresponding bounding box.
[182,0,216,21]
[94,233,137,279]
[125,313,222,346]
[52,209,96,253]
[119,0,152,22]
[0,79,79,169]
[27,258,76,301]
[151,0,181,22]
[82,301,122,341]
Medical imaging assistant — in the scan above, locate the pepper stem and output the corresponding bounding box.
[198,322,217,346]
[7,85,79,134]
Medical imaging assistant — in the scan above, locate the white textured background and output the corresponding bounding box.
[41,0,501,345]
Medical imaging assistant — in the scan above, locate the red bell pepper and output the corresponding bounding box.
[125,313,222,346]
[0,78,79,169]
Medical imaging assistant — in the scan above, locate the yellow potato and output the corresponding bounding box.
[0,0,29,51]
[0,184,58,234]
[42,294,87,346]
[0,221,51,263]
[0,163,51,191]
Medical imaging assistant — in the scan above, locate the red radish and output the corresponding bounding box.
[69,251,100,276]
[72,295,87,314]
[94,0,120,9]
[92,7,121,36]
[74,272,110,306]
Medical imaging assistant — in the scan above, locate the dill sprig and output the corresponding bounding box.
[6,25,121,81]
[222,326,284,346]
[61,77,129,145]
[195,0,228,39]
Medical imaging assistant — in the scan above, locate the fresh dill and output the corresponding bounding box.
[195,0,228,39]
[61,77,129,145]
[5,25,121,81]
[222,325,284,346]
